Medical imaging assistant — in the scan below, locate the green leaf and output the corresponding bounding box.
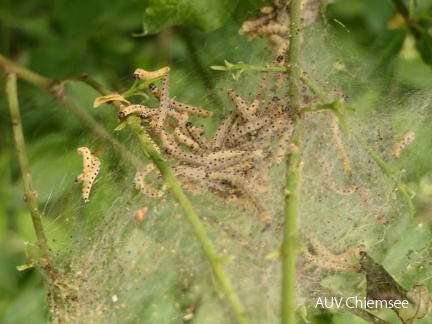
[414,28,432,65]
[366,28,407,76]
[135,0,241,36]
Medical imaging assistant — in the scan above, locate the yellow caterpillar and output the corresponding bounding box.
[75,147,101,203]
[392,130,415,158]
[133,66,170,81]
[76,147,93,182]
[118,104,152,119]
[81,155,101,203]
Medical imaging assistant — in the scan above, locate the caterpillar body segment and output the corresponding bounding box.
[76,147,101,202]
[119,104,152,119]
[239,16,273,35]
[330,114,351,173]
[211,112,238,151]
[134,164,165,198]
[154,73,170,133]
[186,123,210,151]
[392,130,415,158]
[314,152,356,196]
[81,154,101,203]
[209,171,271,227]
[356,187,389,225]
[149,83,213,117]
[173,127,201,152]
[77,147,93,174]
[255,23,289,36]
[304,235,361,273]
[227,89,258,122]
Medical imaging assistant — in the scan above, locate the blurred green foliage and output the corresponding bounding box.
[1,0,432,323]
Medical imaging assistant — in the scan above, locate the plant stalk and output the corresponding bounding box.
[127,117,249,324]
[281,0,303,323]
[5,71,51,260]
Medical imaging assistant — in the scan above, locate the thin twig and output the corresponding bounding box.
[5,71,51,260]
[281,0,303,323]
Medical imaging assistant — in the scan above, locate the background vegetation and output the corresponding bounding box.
[1,0,432,323]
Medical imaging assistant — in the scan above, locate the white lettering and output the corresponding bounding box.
[346,297,355,308]
[333,297,344,308]
[324,297,334,308]
[315,297,324,308]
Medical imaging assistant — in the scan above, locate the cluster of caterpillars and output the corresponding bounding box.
[119,64,296,228]
[75,147,101,202]
[239,0,323,61]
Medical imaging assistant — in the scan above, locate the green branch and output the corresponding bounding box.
[126,117,249,324]
[211,60,287,79]
[281,0,302,323]
[5,71,51,260]
[353,130,415,216]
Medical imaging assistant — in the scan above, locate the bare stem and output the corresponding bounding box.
[5,71,51,260]
[281,0,303,323]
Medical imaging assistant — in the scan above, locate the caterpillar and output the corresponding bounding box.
[202,149,263,172]
[134,164,165,198]
[255,23,289,36]
[143,130,161,154]
[227,89,258,122]
[185,122,210,151]
[234,116,272,137]
[173,127,201,152]
[239,16,273,35]
[133,66,170,81]
[268,34,288,57]
[160,131,209,166]
[313,152,356,196]
[392,130,415,158]
[304,250,361,273]
[154,73,170,133]
[304,235,361,273]
[261,126,293,169]
[209,171,271,227]
[149,84,213,117]
[223,159,254,175]
[356,187,389,225]
[75,147,93,182]
[330,114,351,173]
[256,117,294,140]
[118,104,153,119]
[211,112,238,151]
[78,152,101,203]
